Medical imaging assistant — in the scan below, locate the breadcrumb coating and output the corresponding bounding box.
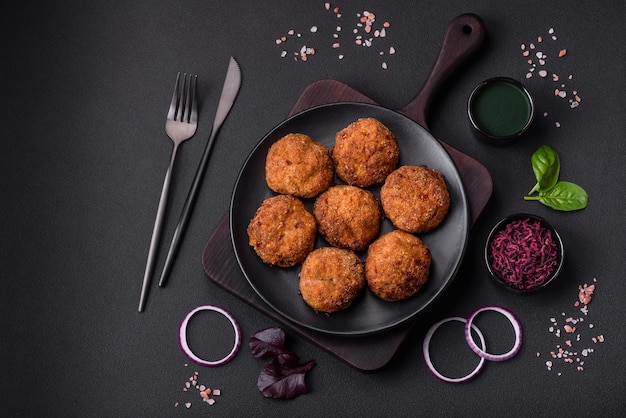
[381,165,450,233]
[265,133,334,198]
[332,118,399,187]
[299,247,365,313]
[247,194,317,267]
[314,185,381,251]
[366,230,431,301]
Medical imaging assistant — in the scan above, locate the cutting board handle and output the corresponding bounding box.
[399,13,486,129]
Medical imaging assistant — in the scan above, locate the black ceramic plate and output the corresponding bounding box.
[231,103,469,336]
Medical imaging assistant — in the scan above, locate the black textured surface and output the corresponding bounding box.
[2,1,625,416]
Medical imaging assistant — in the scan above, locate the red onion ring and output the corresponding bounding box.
[422,317,487,383]
[464,306,522,362]
[179,305,241,367]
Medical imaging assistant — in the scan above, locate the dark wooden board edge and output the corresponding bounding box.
[201,79,492,371]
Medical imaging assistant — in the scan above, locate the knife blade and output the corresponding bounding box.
[158,57,241,287]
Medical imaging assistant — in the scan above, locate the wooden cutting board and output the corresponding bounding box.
[202,14,492,370]
[201,82,492,370]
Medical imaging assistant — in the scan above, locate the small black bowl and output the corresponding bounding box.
[485,213,564,292]
[468,77,535,145]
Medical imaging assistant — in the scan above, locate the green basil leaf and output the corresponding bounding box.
[529,145,560,194]
[537,181,588,211]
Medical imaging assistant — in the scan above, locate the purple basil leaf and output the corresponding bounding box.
[257,356,316,399]
[248,327,294,359]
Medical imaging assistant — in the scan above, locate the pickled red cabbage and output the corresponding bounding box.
[489,218,558,290]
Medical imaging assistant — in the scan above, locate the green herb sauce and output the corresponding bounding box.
[471,80,532,137]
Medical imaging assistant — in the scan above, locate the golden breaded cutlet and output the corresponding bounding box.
[380,165,450,233]
[299,247,365,313]
[332,118,399,187]
[247,194,317,267]
[265,133,334,198]
[366,230,431,301]
[313,185,381,251]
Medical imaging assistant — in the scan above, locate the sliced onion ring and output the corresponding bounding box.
[464,306,522,362]
[423,317,487,383]
[179,305,241,367]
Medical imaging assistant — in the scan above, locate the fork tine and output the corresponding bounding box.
[182,74,191,123]
[180,74,197,123]
[189,75,198,124]
[167,72,181,120]
[176,73,189,122]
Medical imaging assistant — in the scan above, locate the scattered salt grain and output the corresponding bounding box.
[519,27,582,129]
[538,278,604,374]
[175,370,222,408]
[273,3,395,69]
